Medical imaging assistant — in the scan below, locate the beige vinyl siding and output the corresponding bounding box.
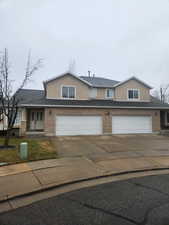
[46,75,90,100]
[96,88,106,99]
[46,75,150,101]
[46,74,115,100]
[115,79,151,101]
[96,88,115,99]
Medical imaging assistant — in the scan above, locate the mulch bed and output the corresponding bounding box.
[0,145,16,150]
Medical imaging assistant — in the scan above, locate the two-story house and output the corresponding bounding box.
[11,72,169,136]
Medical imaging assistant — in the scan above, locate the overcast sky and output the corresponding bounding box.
[1,0,169,90]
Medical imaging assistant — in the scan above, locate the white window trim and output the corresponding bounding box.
[127,89,140,101]
[61,85,76,99]
[105,89,114,99]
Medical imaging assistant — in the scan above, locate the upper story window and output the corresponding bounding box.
[106,89,114,98]
[90,88,97,98]
[62,86,75,99]
[128,89,139,100]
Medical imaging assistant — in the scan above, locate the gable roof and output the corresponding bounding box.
[114,76,153,89]
[17,89,169,109]
[43,73,152,89]
[43,72,120,88]
[43,72,92,87]
[80,76,119,88]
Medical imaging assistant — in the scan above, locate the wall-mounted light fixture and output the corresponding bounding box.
[155,112,158,116]
[105,111,110,116]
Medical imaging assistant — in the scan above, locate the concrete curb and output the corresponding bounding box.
[1,166,169,205]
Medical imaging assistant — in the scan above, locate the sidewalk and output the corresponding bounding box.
[1,155,169,213]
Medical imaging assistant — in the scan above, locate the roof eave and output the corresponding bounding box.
[92,85,116,88]
[113,76,153,89]
[43,72,92,87]
[20,103,169,110]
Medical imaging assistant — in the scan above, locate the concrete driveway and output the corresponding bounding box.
[53,134,169,160]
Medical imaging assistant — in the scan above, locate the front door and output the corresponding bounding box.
[30,110,44,130]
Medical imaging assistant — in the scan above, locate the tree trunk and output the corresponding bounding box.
[4,129,10,147]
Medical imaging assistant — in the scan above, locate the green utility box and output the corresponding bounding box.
[19,142,28,160]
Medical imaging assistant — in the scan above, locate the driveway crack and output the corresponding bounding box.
[127,180,169,224]
[65,197,140,225]
[129,180,169,197]
[139,201,169,225]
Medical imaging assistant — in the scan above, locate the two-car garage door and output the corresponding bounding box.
[56,116,102,136]
[112,116,152,134]
[55,115,152,136]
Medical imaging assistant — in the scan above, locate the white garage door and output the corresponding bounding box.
[112,116,152,134]
[56,116,102,136]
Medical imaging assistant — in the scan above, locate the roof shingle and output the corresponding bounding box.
[17,89,169,109]
[80,76,119,88]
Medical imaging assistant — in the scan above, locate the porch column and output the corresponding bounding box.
[19,108,27,136]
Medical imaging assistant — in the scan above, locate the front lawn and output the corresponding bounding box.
[0,138,57,164]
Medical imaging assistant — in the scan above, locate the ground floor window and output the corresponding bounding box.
[29,110,44,131]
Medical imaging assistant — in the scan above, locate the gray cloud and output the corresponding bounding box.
[0,0,169,90]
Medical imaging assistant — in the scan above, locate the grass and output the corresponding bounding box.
[0,137,57,164]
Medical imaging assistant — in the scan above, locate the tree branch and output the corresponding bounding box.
[0,48,42,146]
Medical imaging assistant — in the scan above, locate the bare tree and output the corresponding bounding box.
[160,84,169,103]
[0,48,42,147]
[152,84,169,104]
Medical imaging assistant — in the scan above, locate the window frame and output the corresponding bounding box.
[127,89,140,101]
[105,89,114,99]
[61,85,76,99]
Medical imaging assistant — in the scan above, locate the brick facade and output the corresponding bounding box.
[43,107,160,136]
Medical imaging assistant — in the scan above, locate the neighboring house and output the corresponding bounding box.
[8,72,169,136]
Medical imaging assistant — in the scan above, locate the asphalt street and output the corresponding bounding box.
[2,174,169,225]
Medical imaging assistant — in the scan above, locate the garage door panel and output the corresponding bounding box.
[112,116,152,134]
[56,116,102,136]
[113,128,151,134]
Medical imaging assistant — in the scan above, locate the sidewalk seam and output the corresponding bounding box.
[1,166,169,206]
[7,199,13,210]
[31,170,43,186]
[1,155,169,177]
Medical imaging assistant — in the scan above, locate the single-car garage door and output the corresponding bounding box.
[56,116,102,136]
[112,116,152,134]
